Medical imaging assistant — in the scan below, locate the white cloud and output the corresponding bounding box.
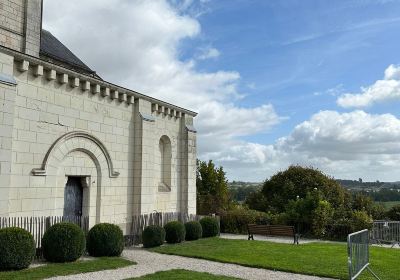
[42,0,281,178]
[337,64,400,108]
[42,1,400,182]
[196,47,220,60]
[213,110,400,181]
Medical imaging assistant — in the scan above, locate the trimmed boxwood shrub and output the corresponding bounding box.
[0,227,35,270]
[42,222,85,262]
[164,221,185,243]
[86,223,124,257]
[200,217,220,238]
[142,225,165,248]
[184,221,202,241]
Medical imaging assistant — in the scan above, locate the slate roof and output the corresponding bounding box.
[40,29,100,78]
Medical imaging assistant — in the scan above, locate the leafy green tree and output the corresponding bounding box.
[350,210,373,231]
[244,190,268,212]
[261,166,348,213]
[386,205,400,221]
[312,200,334,237]
[196,160,231,215]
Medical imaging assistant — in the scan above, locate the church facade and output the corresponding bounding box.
[0,0,197,230]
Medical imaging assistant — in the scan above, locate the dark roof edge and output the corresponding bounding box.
[0,45,197,117]
[40,49,98,76]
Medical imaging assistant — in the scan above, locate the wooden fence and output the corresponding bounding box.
[0,212,219,253]
[125,212,218,246]
[0,216,89,255]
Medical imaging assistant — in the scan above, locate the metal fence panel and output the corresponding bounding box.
[347,229,380,280]
[371,221,400,247]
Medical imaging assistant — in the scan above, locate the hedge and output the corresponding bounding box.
[0,227,36,270]
[142,225,165,248]
[87,223,124,257]
[42,222,85,262]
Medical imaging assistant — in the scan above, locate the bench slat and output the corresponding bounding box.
[247,224,298,243]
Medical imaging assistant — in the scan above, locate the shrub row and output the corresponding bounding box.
[0,217,220,270]
[142,217,219,248]
[0,222,124,270]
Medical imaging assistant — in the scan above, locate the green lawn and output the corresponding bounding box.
[128,269,239,280]
[151,238,400,280]
[0,257,134,280]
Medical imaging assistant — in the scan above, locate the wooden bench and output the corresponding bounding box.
[247,224,300,244]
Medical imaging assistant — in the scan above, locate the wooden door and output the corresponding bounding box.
[63,177,83,217]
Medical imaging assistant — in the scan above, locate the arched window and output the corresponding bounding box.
[158,135,171,191]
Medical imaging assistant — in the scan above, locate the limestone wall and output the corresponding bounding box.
[0,50,197,231]
[0,0,42,56]
[0,52,16,215]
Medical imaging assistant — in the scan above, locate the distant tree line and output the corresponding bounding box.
[229,184,261,203]
[358,189,400,202]
[337,179,400,190]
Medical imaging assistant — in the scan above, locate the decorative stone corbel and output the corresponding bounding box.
[71,77,80,88]
[47,69,56,81]
[18,60,29,72]
[33,65,43,76]
[119,92,127,102]
[82,81,90,92]
[92,84,100,94]
[58,73,68,84]
[111,90,119,99]
[128,95,135,105]
[102,87,110,97]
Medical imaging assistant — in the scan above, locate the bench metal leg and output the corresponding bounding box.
[248,234,254,240]
[294,234,300,245]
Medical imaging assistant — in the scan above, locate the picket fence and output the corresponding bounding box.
[0,212,218,253]
[125,212,217,246]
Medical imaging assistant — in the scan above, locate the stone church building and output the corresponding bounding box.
[0,0,197,230]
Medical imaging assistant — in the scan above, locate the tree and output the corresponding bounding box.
[312,200,334,237]
[196,160,230,215]
[386,205,400,221]
[260,165,348,213]
[245,190,268,212]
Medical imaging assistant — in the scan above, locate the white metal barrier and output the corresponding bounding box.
[347,229,380,280]
[371,220,400,247]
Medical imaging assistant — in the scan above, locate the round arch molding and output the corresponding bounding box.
[31,131,120,178]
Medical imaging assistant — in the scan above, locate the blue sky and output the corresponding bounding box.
[187,0,400,134]
[44,0,400,182]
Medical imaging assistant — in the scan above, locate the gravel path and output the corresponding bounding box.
[47,247,335,280]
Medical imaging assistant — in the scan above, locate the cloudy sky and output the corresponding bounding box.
[43,0,400,182]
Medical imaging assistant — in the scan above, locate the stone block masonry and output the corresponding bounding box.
[0,0,42,56]
[0,0,197,232]
[0,48,197,232]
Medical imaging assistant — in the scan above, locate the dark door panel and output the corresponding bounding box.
[63,177,83,217]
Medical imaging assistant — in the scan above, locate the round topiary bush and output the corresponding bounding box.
[184,221,202,241]
[0,227,35,270]
[164,221,185,244]
[86,223,124,257]
[200,217,220,238]
[42,222,85,262]
[142,225,165,248]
